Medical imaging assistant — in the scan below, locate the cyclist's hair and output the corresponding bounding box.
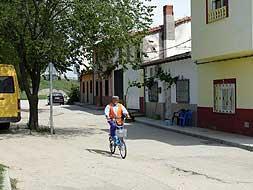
[112,96,119,100]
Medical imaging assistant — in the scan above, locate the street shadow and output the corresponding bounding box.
[0,124,103,140]
[54,127,103,139]
[0,125,31,140]
[86,149,121,159]
[100,122,228,147]
[21,108,49,113]
[63,105,104,116]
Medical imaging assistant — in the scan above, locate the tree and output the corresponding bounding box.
[0,0,153,130]
[125,69,179,108]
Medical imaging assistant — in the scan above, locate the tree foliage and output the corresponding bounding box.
[0,0,154,130]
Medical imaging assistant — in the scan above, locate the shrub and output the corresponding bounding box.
[67,85,80,104]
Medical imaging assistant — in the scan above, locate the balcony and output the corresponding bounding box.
[208,6,227,23]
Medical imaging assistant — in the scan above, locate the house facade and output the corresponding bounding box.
[192,0,253,136]
[141,5,197,123]
[80,71,94,104]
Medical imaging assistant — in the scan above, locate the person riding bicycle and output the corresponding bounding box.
[104,96,130,141]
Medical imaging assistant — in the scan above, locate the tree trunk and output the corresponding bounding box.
[16,36,41,131]
[28,95,39,130]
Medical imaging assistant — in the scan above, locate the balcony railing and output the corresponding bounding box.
[208,6,227,23]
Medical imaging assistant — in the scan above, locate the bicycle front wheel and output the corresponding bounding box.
[119,139,127,159]
[109,137,116,154]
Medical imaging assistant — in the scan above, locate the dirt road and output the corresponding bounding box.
[0,100,253,190]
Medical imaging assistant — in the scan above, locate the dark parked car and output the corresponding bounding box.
[48,92,64,105]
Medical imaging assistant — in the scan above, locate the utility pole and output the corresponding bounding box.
[49,62,55,135]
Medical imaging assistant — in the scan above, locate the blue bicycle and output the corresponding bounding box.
[109,123,127,159]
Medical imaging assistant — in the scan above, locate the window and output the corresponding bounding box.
[207,0,229,23]
[176,79,190,103]
[212,0,222,10]
[214,79,236,114]
[90,81,93,93]
[148,82,158,102]
[0,76,15,93]
[105,80,109,96]
[150,68,154,77]
[82,82,85,93]
[96,81,99,96]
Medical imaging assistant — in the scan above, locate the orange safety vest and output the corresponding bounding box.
[109,103,124,126]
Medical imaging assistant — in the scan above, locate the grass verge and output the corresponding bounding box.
[20,78,79,100]
[20,92,48,100]
[40,79,78,93]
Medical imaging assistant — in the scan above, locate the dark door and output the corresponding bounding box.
[100,81,103,105]
[114,69,123,100]
[86,81,89,102]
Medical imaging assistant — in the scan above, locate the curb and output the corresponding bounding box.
[2,168,12,190]
[135,119,253,152]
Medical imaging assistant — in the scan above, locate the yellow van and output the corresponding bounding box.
[0,64,21,129]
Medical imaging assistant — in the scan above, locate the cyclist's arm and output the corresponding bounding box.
[122,105,130,118]
[104,105,110,120]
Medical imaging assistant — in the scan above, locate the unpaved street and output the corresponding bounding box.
[0,100,253,190]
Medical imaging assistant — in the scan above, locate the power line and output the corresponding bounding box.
[142,39,192,61]
[144,39,192,54]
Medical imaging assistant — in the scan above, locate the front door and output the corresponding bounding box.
[86,81,89,103]
[100,81,103,106]
[114,69,123,100]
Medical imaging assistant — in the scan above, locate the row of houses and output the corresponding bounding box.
[80,1,253,137]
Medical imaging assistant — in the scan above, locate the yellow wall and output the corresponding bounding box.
[198,57,253,109]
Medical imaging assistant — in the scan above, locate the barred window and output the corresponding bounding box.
[214,79,236,114]
[148,82,158,102]
[176,79,190,103]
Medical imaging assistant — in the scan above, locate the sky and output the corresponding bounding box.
[144,0,191,26]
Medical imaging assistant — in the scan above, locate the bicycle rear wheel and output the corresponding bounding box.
[119,139,127,159]
[109,137,116,154]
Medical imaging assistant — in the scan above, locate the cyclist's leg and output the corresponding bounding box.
[108,121,117,137]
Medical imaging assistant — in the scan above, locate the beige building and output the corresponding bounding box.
[192,0,253,136]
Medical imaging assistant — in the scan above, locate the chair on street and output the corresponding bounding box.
[178,110,193,127]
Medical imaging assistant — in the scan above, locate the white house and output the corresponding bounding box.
[140,5,198,124]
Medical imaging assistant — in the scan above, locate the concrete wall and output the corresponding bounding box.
[167,58,198,105]
[145,102,165,120]
[192,0,253,61]
[123,66,144,110]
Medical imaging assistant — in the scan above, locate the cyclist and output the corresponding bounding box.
[104,96,130,141]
